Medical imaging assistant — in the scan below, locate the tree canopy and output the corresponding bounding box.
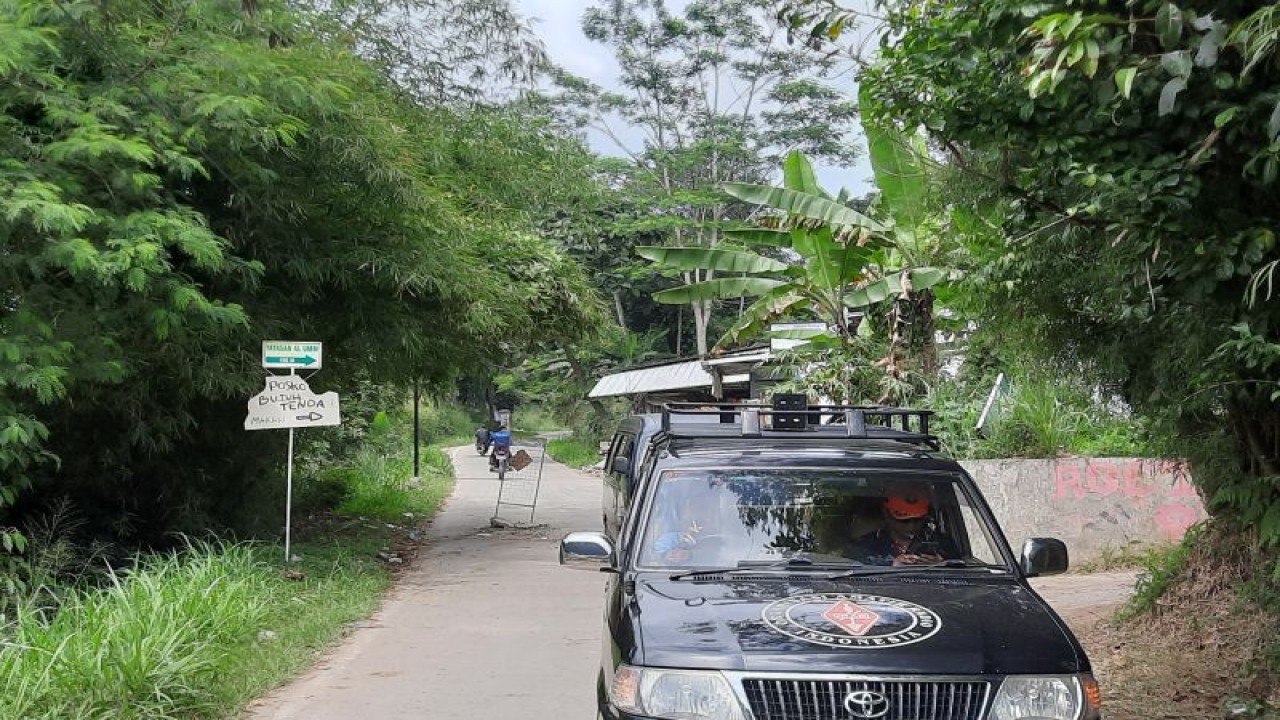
[0,0,603,546]
[784,0,1280,553]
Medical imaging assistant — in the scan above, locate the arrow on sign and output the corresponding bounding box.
[296,412,324,422]
[264,355,318,366]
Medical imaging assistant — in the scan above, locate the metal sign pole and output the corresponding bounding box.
[284,367,296,563]
[285,425,295,563]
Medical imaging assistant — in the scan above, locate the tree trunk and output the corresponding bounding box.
[694,299,710,356]
[613,291,627,331]
[676,305,683,357]
[919,289,937,377]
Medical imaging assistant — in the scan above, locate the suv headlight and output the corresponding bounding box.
[609,664,746,720]
[988,674,1101,720]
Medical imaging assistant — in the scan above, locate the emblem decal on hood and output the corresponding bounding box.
[762,593,942,649]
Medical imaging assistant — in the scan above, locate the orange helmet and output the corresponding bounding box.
[885,489,930,520]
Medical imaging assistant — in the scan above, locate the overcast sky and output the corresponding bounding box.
[514,0,875,194]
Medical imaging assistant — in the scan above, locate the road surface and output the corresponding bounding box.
[245,446,1137,719]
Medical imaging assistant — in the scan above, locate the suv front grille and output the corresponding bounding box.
[742,678,989,720]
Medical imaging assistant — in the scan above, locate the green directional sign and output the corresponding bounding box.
[262,341,323,370]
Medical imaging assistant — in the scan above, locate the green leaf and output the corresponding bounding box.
[715,286,806,349]
[1155,3,1183,49]
[652,277,787,304]
[722,228,793,247]
[862,92,929,233]
[636,246,787,273]
[802,226,877,286]
[843,276,901,308]
[1159,51,1192,79]
[1269,99,1280,141]
[782,150,825,196]
[909,267,949,290]
[722,182,887,232]
[1158,77,1187,116]
[1214,107,1239,128]
[1114,67,1138,99]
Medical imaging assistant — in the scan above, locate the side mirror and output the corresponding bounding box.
[1020,538,1069,577]
[611,456,630,476]
[560,531,614,571]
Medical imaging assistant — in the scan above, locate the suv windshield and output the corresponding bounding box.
[636,469,1009,571]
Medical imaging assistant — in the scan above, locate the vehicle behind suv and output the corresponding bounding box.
[561,401,1102,720]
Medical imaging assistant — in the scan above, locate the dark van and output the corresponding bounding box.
[561,402,1102,720]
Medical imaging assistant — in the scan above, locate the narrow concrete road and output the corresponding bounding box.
[244,444,604,720]
[245,447,1139,719]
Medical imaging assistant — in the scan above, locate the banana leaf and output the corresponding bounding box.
[842,267,948,308]
[714,286,806,348]
[782,150,826,196]
[652,277,787,304]
[722,182,887,232]
[636,246,788,273]
[722,228,793,247]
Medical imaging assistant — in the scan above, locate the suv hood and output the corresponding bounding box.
[629,575,1085,675]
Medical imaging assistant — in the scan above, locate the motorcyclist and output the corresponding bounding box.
[488,424,513,472]
[474,425,492,453]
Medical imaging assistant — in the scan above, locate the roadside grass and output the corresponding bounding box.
[1071,524,1280,719]
[0,434,463,719]
[1073,541,1176,574]
[547,435,602,469]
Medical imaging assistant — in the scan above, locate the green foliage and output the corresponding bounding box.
[982,377,1088,459]
[640,151,895,352]
[543,0,862,354]
[0,542,272,719]
[546,435,603,470]
[303,399,464,521]
[788,0,1280,544]
[1123,524,1203,619]
[0,0,601,552]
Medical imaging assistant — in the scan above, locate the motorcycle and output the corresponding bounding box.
[475,437,490,455]
[490,446,512,480]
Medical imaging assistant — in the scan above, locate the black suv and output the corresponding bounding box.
[561,402,1102,720]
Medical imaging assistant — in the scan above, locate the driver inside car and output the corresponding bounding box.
[854,487,959,566]
[650,480,725,563]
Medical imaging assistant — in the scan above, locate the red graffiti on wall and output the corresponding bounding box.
[1054,459,1195,499]
[1155,504,1201,539]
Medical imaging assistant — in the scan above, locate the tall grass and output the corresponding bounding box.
[0,543,271,720]
[547,435,602,469]
[930,371,1152,459]
[510,405,566,433]
[982,376,1086,458]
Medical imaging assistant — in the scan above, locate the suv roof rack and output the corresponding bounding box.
[656,401,940,450]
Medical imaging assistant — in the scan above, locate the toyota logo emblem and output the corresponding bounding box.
[844,690,890,719]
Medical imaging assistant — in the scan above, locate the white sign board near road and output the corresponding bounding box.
[262,341,323,370]
[245,375,341,430]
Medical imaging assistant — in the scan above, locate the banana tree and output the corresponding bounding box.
[638,151,947,358]
[858,83,955,378]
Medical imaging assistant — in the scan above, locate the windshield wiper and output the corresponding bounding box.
[669,557,862,581]
[824,559,1002,580]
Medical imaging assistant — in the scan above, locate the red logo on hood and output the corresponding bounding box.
[823,600,882,636]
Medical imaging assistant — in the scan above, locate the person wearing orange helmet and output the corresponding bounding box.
[855,486,956,566]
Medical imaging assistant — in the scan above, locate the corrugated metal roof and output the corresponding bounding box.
[587,350,767,398]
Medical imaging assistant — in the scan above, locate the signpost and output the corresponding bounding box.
[244,375,341,430]
[246,341,339,562]
[261,341,323,369]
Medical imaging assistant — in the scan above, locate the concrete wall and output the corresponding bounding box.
[960,458,1207,565]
